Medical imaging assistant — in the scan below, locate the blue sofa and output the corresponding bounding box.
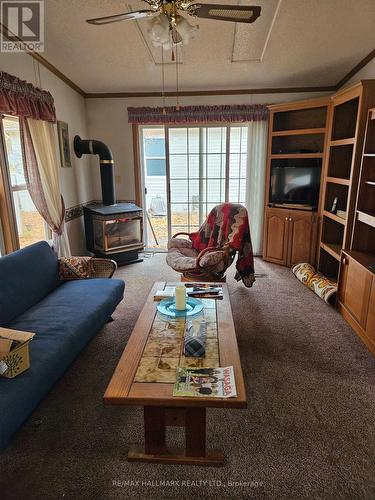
[0,241,125,449]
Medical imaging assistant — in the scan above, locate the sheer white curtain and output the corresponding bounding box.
[21,118,71,256]
[245,120,268,256]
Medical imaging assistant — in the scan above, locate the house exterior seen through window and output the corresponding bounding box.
[141,124,248,249]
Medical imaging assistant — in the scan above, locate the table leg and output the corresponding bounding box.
[127,406,224,466]
[185,407,206,457]
[144,406,166,454]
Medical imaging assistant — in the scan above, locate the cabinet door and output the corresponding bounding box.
[263,208,289,265]
[287,212,317,267]
[339,255,372,328]
[365,279,375,343]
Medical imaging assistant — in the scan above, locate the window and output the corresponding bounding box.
[169,126,227,236]
[2,116,48,249]
[140,124,249,249]
[144,134,166,176]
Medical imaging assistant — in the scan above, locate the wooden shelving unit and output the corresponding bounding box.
[272,127,326,137]
[350,107,375,255]
[263,97,329,267]
[326,177,350,186]
[270,153,323,159]
[317,81,375,281]
[323,210,346,225]
[338,106,375,356]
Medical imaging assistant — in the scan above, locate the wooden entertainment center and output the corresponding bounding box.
[263,81,375,356]
[263,96,329,267]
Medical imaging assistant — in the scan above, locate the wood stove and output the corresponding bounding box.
[83,203,143,264]
[74,136,144,265]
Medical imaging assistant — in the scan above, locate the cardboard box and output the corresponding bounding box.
[0,328,35,378]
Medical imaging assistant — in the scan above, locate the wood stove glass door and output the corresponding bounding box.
[103,217,143,252]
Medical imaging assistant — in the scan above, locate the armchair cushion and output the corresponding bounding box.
[166,247,198,272]
[167,237,193,250]
[199,250,227,272]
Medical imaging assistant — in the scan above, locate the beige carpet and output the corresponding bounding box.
[1,254,375,499]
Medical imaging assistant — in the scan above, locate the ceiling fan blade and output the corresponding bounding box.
[189,4,261,24]
[171,26,182,44]
[86,9,158,25]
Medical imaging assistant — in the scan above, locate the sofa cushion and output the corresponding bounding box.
[0,277,125,449]
[0,241,60,326]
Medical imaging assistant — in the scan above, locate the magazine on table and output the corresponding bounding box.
[173,366,237,398]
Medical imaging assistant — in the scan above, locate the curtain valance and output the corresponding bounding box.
[0,71,56,122]
[128,104,268,124]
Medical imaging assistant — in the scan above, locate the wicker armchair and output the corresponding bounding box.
[166,232,235,282]
[58,257,117,281]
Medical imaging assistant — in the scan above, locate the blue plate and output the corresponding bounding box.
[157,297,204,319]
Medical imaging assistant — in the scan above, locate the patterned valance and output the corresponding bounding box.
[128,104,268,124]
[0,71,56,122]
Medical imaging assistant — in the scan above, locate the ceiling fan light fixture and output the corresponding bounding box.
[148,15,170,47]
[175,16,199,44]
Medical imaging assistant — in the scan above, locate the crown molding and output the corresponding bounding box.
[335,48,375,90]
[84,86,335,98]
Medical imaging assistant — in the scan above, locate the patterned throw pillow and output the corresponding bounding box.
[292,262,337,304]
[58,257,93,280]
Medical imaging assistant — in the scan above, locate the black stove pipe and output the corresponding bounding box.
[74,135,116,206]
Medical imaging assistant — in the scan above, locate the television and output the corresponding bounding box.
[270,165,321,206]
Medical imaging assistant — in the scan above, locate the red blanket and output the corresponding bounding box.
[189,203,255,287]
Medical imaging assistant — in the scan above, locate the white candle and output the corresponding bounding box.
[175,285,186,311]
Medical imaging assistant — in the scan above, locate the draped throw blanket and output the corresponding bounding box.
[189,203,255,287]
[128,104,268,124]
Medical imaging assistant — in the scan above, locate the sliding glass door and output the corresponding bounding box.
[140,124,248,250]
[168,126,227,237]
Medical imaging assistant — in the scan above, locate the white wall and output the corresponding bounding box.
[85,91,330,203]
[0,52,94,254]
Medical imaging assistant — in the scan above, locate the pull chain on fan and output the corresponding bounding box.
[175,40,180,111]
[161,45,166,114]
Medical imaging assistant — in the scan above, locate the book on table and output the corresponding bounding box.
[173,366,237,398]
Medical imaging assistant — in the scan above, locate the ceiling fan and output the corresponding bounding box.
[86,1,261,45]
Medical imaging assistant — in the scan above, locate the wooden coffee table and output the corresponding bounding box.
[104,282,247,466]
